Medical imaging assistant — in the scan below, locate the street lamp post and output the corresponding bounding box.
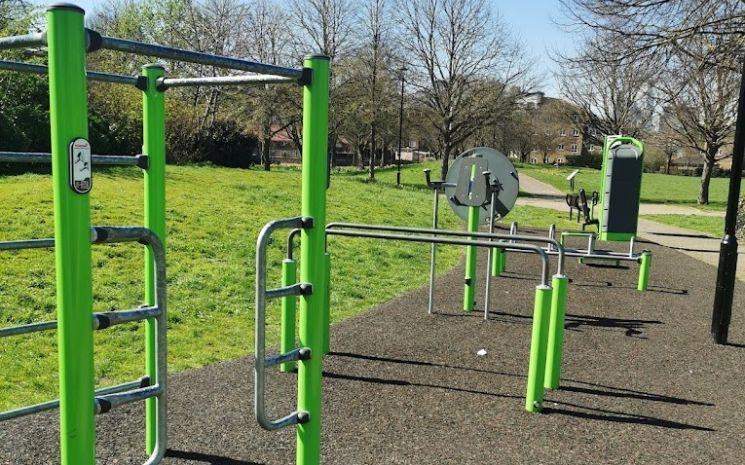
[396,66,406,188]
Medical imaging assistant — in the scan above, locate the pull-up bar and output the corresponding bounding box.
[157,74,299,90]
[0,32,45,51]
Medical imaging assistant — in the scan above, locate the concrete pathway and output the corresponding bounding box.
[518,174,745,281]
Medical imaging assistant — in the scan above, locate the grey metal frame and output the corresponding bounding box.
[255,217,313,431]
[0,226,167,465]
[157,74,297,89]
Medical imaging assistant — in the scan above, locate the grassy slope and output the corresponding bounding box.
[0,164,580,410]
[517,163,728,210]
[643,214,723,238]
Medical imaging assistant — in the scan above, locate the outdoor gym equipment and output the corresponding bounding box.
[0,3,326,465]
[423,148,519,313]
[599,135,645,242]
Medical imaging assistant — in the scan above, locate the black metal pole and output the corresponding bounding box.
[711,58,745,345]
[396,68,406,187]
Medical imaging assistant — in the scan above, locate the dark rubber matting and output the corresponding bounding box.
[2,238,744,465]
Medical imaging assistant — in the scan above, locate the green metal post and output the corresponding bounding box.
[499,250,506,273]
[463,203,479,311]
[142,64,166,453]
[638,250,652,291]
[491,247,502,277]
[297,55,330,465]
[47,5,95,465]
[525,285,552,413]
[280,258,298,373]
[323,252,331,355]
[544,274,568,390]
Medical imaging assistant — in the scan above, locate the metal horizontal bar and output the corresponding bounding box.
[94,306,160,330]
[0,60,140,86]
[0,237,55,251]
[97,33,304,79]
[264,347,311,367]
[0,151,145,167]
[158,74,297,89]
[327,228,550,286]
[95,384,162,414]
[265,282,310,300]
[0,377,148,421]
[1,306,161,339]
[0,320,57,338]
[0,33,45,51]
[259,410,309,431]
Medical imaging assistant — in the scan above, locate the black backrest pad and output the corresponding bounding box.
[606,147,642,233]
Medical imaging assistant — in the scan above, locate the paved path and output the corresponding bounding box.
[518,174,745,280]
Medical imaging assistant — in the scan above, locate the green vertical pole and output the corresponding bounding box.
[297,54,330,465]
[322,252,331,355]
[142,64,166,453]
[280,258,298,373]
[47,5,95,465]
[525,285,552,413]
[544,274,568,390]
[463,204,479,311]
[500,250,506,273]
[638,250,652,291]
[491,247,502,277]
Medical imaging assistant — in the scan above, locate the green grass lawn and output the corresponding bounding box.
[643,214,724,238]
[0,164,579,410]
[517,163,728,210]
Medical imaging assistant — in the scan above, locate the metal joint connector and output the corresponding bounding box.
[298,67,313,86]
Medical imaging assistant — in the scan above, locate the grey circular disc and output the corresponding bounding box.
[444,147,519,224]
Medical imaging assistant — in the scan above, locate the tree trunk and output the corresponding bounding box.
[665,155,672,174]
[369,124,376,180]
[261,136,271,171]
[698,152,716,204]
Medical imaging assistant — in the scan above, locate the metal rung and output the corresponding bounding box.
[0,151,149,169]
[0,377,149,421]
[0,238,55,251]
[0,306,161,338]
[266,282,311,300]
[265,347,311,367]
[95,384,162,414]
[267,410,310,430]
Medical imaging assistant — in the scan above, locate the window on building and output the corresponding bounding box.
[560,129,566,136]
[558,144,564,151]
[544,156,550,164]
[589,145,595,152]
[572,129,580,137]
[571,144,578,153]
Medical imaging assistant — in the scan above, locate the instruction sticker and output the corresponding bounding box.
[68,138,92,194]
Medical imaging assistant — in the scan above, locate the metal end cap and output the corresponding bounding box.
[297,411,310,424]
[47,2,85,13]
[304,53,330,61]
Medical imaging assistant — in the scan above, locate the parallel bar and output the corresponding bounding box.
[0,306,158,338]
[0,60,140,86]
[0,378,148,422]
[0,151,145,167]
[266,282,310,300]
[98,33,304,80]
[158,74,297,89]
[327,229,550,286]
[0,33,45,51]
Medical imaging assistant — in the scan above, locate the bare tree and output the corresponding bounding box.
[398,0,533,178]
[658,36,740,204]
[556,34,658,143]
[559,0,745,72]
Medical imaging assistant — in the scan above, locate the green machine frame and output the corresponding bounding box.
[0,3,328,465]
[599,135,645,242]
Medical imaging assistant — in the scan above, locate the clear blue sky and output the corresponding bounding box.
[70,0,573,96]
